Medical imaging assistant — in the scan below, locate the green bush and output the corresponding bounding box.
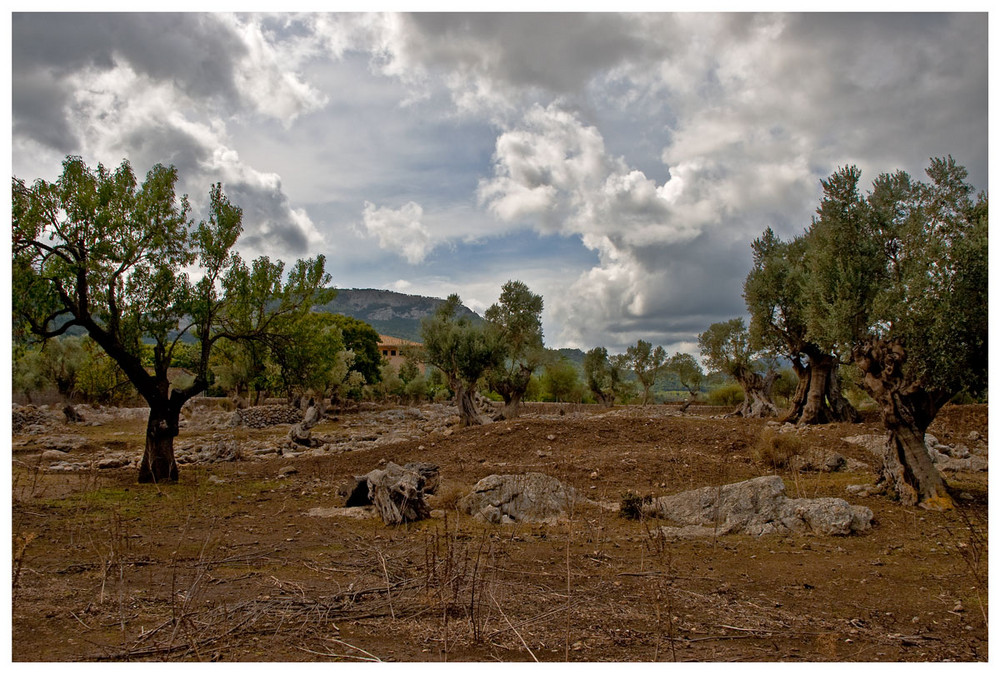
[706,382,744,406]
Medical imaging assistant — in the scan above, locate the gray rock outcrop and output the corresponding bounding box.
[643,475,873,537]
[460,473,577,524]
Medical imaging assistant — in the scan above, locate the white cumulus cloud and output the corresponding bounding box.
[361,201,433,264]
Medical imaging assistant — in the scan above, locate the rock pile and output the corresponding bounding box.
[12,404,55,432]
[643,475,874,537]
[229,405,303,429]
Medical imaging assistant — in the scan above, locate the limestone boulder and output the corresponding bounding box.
[644,475,873,537]
[460,473,577,524]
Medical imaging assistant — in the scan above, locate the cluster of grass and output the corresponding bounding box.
[752,428,803,469]
[618,491,653,520]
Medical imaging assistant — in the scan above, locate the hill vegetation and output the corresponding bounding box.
[315,289,481,341]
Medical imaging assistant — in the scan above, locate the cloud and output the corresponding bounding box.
[361,201,433,264]
[478,104,732,349]
[11,12,987,355]
[12,13,329,258]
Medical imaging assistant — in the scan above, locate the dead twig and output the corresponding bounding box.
[489,588,538,662]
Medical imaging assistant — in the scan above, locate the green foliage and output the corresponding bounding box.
[706,382,745,407]
[698,318,771,381]
[421,294,505,405]
[771,368,798,406]
[73,339,138,404]
[582,347,632,406]
[800,157,987,401]
[326,314,382,385]
[625,340,667,404]
[539,356,586,403]
[665,352,704,399]
[12,156,331,411]
[484,280,545,409]
[265,311,346,400]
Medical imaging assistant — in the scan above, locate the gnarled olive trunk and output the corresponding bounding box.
[782,353,860,425]
[853,339,953,510]
[729,369,778,418]
[138,402,181,483]
[453,381,485,427]
[499,391,525,421]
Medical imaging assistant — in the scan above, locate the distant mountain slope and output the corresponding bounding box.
[315,288,482,342]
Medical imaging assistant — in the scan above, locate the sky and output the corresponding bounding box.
[8,8,991,356]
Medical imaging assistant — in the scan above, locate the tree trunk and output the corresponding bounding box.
[453,381,485,427]
[782,354,860,425]
[138,403,180,483]
[826,361,860,423]
[878,414,952,510]
[729,370,778,418]
[781,357,811,423]
[500,391,524,420]
[853,338,953,510]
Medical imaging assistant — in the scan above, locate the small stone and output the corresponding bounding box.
[589,471,599,479]
[278,466,298,478]
[546,434,557,441]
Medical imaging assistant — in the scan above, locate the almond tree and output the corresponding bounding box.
[13,156,331,482]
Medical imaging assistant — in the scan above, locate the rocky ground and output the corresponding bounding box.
[10,400,989,662]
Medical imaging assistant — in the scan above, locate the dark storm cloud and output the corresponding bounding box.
[13,13,244,100]
[226,181,312,256]
[11,69,77,152]
[12,13,245,152]
[400,13,662,96]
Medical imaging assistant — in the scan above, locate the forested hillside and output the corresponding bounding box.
[315,289,482,341]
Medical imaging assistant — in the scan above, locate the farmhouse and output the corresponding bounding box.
[378,335,422,370]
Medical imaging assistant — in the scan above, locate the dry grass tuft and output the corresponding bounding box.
[753,427,803,469]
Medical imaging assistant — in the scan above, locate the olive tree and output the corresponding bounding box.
[698,319,777,418]
[583,347,631,407]
[421,294,505,426]
[744,228,859,425]
[665,352,704,411]
[798,158,986,509]
[12,156,331,482]
[625,340,666,405]
[484,280,545,419]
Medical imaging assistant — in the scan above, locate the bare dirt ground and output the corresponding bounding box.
[10,402,988,662]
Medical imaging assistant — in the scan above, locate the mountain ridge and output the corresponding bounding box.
[315,288,482,342]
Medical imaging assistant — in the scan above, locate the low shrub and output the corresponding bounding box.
[707,382,744,407]
[753,428,803,469]
[619,491,653,520]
